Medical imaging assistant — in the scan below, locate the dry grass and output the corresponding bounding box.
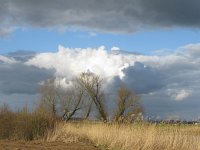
[1,103,200,149]
[48,122,200,150]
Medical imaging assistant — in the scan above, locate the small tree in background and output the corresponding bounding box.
[113,86,143,122]
[38,78,59,118]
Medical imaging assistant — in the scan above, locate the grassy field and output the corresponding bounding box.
[48,122,200,150]
[1,105,200,150]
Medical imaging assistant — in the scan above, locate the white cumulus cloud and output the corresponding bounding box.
[26,45,136,80]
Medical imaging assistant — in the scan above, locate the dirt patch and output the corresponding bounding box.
[0,140,100,150]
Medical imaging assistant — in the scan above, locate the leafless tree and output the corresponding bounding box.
[113,86,143,122]
[38,77,94,121]
[59,84,84,121]
[77,72,107,121]
[83,97,93,119]
[38,74,143,123]
[38,78,58,117]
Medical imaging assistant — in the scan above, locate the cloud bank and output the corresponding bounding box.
[1,0,200,36]
[0,51,54,108]
[1,44,200,119]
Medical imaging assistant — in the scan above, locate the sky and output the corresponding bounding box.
[1,0,200,120]
[1,28,200,54]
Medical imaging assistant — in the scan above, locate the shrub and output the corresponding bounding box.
[0,104,57,141]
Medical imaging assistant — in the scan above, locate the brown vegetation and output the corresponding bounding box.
[0,104,56,141]
[0,140,99,150]
[48,122,200,150]
[1,73,178,150]
[113,86,143,122]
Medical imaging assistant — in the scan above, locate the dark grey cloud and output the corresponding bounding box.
[122,62,164,94]
[136,0,200,27]
[0,93,40,111]
[142,92,200,120]
[0,63,54,94]
[0,53,54,111]
[0,0,200,36]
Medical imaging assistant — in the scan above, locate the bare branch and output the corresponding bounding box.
[113,86,143,122]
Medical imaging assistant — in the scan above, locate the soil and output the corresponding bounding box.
[0,140,100,150]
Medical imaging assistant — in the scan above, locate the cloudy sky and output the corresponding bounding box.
[1,0,200,119]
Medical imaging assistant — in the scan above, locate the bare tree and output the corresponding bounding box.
[113,86,143,122]
[38,77,93,121]
[38,74,143,123]
[77,72,107,121]
[83,97,93,119]
[59,84,84,121]
[38,78,58,117]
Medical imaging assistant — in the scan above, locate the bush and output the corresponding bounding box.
[0,104,57,141]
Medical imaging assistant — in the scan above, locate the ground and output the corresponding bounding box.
[0,140,100,150]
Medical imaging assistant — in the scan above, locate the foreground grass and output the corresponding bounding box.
[1,104,200,149]
[48,122,200,150]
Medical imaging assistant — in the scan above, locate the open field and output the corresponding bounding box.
[47,122,200,150]
[1,120,200,150]
[1,105,200,150]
